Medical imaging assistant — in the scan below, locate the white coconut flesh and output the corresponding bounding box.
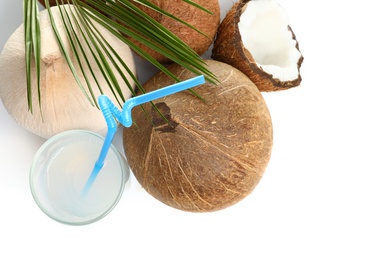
[238,0,301,82]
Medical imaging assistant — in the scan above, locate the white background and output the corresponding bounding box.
[1,0,390,259]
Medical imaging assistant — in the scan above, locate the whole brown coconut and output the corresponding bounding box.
[123,60,273,212]
[126,0,220,63]
[212,0,304,92]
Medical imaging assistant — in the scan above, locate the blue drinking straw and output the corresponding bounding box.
[81,75,205,196]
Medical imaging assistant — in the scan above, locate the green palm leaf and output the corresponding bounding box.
[24,0,41,113]
[24,0,218,116]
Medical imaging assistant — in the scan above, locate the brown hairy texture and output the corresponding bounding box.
[212,0,304,92]
[123,60,273,212]
[126,0,220,63]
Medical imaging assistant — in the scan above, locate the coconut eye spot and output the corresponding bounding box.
[238,0,301,82]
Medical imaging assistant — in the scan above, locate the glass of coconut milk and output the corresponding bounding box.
[29,130,129,225]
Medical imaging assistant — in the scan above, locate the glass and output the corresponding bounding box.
[30,130,130,225]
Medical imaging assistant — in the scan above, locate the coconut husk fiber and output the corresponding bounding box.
[123,60,273,212]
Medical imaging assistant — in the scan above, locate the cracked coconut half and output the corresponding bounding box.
[212,0,303,91]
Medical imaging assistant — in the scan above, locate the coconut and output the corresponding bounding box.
[125,0,220,63]
[212,0,303,91]
[123,60,273,212]
[0,5,136,139]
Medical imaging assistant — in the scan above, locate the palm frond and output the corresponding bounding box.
[24,0,218,115]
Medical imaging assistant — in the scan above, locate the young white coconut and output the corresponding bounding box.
[212,0,303,91]
[0,5,136,139]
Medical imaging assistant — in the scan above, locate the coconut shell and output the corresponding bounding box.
[212,0,304,92]
[125,0,220,63]
[123,60,273,212]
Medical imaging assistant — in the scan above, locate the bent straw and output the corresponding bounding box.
[81,75,205,196]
